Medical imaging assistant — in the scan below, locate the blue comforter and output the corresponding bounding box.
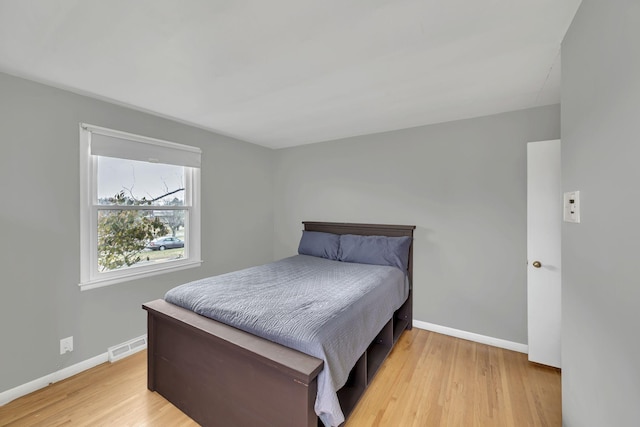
[165,254,408,427]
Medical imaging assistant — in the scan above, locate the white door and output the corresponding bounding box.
[527,140,561,368]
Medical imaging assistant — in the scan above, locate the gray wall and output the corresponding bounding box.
[561,1,640,425]
[273,105,560,344]
[0,72,274,393]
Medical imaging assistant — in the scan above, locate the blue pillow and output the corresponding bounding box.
[338,234,411,272]
[297,231,340,260]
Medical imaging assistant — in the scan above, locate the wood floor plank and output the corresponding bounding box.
[0,329,560,426]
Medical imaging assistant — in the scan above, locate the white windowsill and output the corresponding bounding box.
[79,259,203,291]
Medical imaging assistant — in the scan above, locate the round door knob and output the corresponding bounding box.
[532,261,542,268]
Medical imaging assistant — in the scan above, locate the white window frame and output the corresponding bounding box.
[79,123,202,291]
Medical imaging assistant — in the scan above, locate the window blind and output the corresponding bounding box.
[89,129,201,168]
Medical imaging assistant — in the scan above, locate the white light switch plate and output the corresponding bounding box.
[563,191,580,223]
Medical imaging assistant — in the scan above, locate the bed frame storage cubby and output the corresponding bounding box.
[366,318,394,384]
[334,306,407,422]
[144,222,415,427]
[336,352,367,420]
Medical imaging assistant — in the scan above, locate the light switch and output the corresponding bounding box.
[563,191,580,223]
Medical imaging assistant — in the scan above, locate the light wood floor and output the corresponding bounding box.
[0,329,560,426]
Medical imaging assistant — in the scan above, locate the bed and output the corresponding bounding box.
[143,221,415,426]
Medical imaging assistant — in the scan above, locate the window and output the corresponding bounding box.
[80,124,201,290]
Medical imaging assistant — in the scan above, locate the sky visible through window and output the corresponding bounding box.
[97,156,185,204]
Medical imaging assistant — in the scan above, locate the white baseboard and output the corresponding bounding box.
[0,352,108,406]
[413,319,528,354]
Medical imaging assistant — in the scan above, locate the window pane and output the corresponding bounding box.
[97,209,186,272]
[97,156,185,206]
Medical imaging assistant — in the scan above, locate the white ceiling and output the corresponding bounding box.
[0,0,581,149]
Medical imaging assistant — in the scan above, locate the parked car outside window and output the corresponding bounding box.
[146,236,185,251]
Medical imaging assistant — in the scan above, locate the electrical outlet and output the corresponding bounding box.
[60,336,73,354]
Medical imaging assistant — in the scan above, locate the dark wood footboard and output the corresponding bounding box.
[144,299,323,427]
